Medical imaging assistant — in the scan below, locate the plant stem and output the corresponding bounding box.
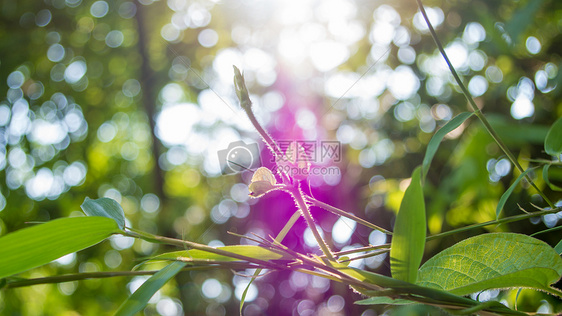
[306,196,393,235]
[123,229,286,270]
[427,207,560,241]
[267,239,522,315]
[415,0,554,209]
[289,185,335,260]
[6,271,159,288]
[334,243,390,257]
[233,67,333,258]
[244,108,283,159]
[233,71,290,183]
[337,206,561,257]
[5,264,258,288]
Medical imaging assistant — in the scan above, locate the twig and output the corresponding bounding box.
[415,0,554,209]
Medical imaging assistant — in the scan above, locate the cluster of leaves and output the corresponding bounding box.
[2,46,562,315]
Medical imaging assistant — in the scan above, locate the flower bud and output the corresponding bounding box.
[248,167,278,198]
[233,66,252,111]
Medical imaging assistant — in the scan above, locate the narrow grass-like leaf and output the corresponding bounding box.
[421,112,473,182]
[81,197,126,230]
[339,266,524,315]
[496,167,535,220]
[417,233,562,298]
[545,116,562,158]
[355,297,413,305]
[543,164,562,191]
[148,245,290,263]
[390,167,426,283]
[115,261,187,316]
[0,217,119,279]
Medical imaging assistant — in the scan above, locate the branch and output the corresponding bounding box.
[415,0,554,209]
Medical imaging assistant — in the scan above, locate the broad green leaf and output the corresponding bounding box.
[0,217,119,279]
[496,167,535,219]
[148,245,289,263]
[390,167,426,283]
[418,233,562,297]
[543,164,562,191]
[545,116,562,157]
[81,197,126,230]
[421,112,473,181]
[115,261,187,316]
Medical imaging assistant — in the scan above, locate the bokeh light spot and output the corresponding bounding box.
[526,36,541,55]
[90,1,109,18]
[332,217,356,245]
[198,29,219,48]
[388,66,420,100]
[106,30,124,48]
[413,7,444,32]
[202,279,222,299]
[47,44,65,62]
[510,95,534,120]
[64,60,87,84]
[468,75,488,97]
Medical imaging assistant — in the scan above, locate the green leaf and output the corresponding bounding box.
[421,112,473,181]
[545,116,562,158]
[554,238,562,255]
[496,167,535,220]
[0,217,119,279]
[336,264,526,315]
[390,167,426,283]
[505,0,546,44]
[339,266,495,311]
[543,164,562,191]
[417,233,562,297]
[489,116,549,146]
[81,197,126,230]
[115,261,187,316]
[148,245,289,263]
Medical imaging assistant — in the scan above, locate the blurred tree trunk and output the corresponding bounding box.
[134,3,166,203]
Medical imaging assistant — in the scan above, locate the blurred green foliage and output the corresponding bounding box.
[0,0,561,314]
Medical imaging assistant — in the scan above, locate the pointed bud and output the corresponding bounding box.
[233,66,252,111]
